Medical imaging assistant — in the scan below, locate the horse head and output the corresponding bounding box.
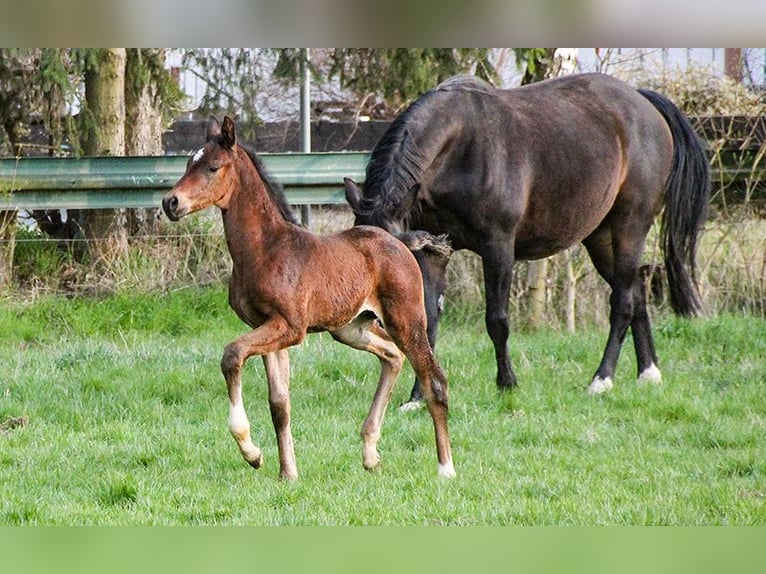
[162,115,239,221]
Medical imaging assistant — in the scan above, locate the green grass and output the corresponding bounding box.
[0,287,764,525]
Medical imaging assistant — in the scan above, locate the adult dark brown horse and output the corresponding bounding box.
[345,73,710,403]
[162,116,455,479]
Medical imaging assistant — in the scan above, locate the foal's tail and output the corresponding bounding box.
[638,89,711,316]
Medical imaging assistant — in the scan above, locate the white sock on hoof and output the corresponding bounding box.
[637,364,662,385]
[438,461,456,478]
[399,400,425,413]
[588,376,613,395]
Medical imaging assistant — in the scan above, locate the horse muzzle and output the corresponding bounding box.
[162,193,185,221]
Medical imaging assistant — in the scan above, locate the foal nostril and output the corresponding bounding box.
[162,194,180,220]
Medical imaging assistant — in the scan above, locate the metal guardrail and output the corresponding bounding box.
[0,152,370,211]
[0,151,762,212]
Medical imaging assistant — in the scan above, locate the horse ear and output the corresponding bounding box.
[344,178,361,212]
[221,116,237,149]
[206,116,221,141]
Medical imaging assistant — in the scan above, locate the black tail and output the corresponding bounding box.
[638,89,710,316]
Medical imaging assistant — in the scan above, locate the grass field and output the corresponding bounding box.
[0,286,764,525]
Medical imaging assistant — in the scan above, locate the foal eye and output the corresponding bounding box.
[209,165,220,173]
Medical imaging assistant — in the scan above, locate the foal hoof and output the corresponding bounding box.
[245,451,263,469]
[363,453,382,472]
[438,461,456,478]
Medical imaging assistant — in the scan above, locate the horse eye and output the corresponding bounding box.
[209,165,220,173]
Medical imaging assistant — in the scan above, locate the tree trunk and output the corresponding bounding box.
[124,49,166,236]
[0,118,24,289]
[0,210,15,288]
[79,48,127,266]
[526,258,548,328]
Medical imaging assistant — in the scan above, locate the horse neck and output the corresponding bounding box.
[222,148,292,263]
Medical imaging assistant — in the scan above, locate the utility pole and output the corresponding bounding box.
[299,48,311,227]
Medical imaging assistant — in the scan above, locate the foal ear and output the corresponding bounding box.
[344,177,361,212]
[206,116,221,141]
[221,116,237,149]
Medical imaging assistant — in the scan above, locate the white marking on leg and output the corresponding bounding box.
[438,460,456,478]
[399,400,425,413]
[229,400,262,463]
[228,400,250,435]
[588,376,613,395]
[637,363,662,385]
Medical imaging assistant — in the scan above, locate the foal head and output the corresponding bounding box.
[163,116,240,221]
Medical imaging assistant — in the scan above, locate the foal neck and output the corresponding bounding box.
[229,147,291,220]
[222,146,298,258]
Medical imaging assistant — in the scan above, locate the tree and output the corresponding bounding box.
[124,49,183,235]
[77,48,128,266]
[0,48,184,286]
[0,49,77,287]
[274,48,499,116]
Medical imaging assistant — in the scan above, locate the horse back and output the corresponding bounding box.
[407,74,673,257]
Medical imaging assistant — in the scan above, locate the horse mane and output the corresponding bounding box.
[359,75,496,228]
[240,144,301,226]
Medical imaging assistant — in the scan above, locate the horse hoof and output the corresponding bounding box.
[588,376,613,395]
[399,400,425,413]
[637,364,662,386]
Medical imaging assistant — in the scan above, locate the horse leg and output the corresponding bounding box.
[331,314,404,471]
[481,245,517,391]
[262,349,298,480]
[221,318,301,475]
[583,230,659,393]
[631,275,662,385]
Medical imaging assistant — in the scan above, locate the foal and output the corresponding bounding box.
[162,116,455,479]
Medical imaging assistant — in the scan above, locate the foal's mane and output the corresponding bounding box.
[359,75,496,227]
[240,144,300,225]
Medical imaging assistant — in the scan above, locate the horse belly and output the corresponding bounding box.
[514,191,617,260]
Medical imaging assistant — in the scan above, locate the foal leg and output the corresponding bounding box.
[331,315,404,471]
[222,318,302,474]
[383,311,455,477]
[262,349,298,480]
[401,268,444,411]
[406,346,455,478]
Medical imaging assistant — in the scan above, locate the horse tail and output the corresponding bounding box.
[638,88,711,316]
